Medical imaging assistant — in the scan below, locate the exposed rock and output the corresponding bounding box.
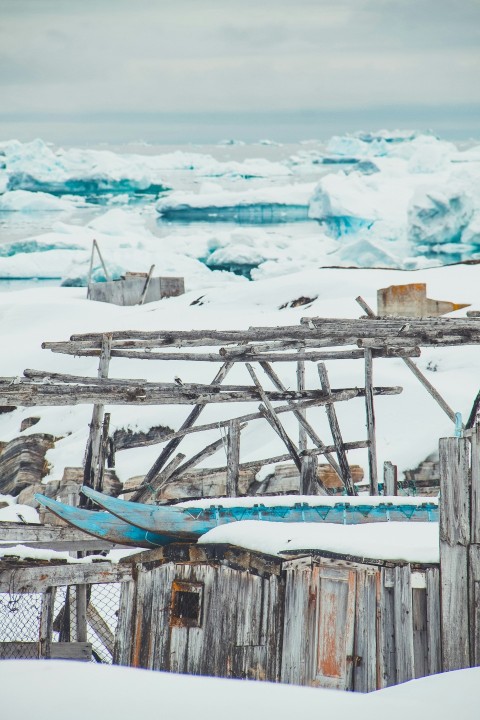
[403,452,439,496]
[0,433,55,496]
[20,416,41,432]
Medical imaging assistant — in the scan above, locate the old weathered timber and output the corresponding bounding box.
[364,348,378,494]
[0,561,132,594]
[0,378,402,406]
[41,345,422,362]
[317,363,356,496]
[356,296,459,425]
[134,360,226,502]
[300,453,323,495]
[439,436,470,671]
[296,354,307,452]
[246,363,302,471]
[83,333,112,499]
[394,564,414,683]
[38,587,56,658]
[383,461,398,496]
[259,360,340,482]
[226,420,241,497]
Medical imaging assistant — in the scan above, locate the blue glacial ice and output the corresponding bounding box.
[156,182,313,224]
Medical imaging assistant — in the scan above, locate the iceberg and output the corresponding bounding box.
[408,186,473,249]
[0,189,80,212]
[156,182,314,224]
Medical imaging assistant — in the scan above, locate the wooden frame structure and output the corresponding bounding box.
[1,307,477,504]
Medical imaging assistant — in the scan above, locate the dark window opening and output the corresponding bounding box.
[170,581,203,628]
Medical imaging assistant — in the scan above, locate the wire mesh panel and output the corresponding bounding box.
[0,583,121,663]
[0,593,42,658]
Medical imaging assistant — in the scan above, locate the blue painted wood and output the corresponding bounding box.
[81,486,438,538]
[35,494,180,548]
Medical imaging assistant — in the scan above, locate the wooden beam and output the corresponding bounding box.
[259,360,335,486]
[131,362,233,502]
[317,363,357,496]
[0,562,133,594]
[38,587,56,659]
[355,296,458,425]
[297,354,307,452]
[439,436,470,671]
[364,348,378,495]
[246,363,302,471]
[300,453,324,495]
[226,420,241,497]
[139,264,155,305]
[83,333,112,502]
[383,461,398,496]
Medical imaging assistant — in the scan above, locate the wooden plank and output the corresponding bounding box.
[364,348,378,495]
[297,356,307,452]
[317,363,356,496]
[0,641,92,661]
[412,587,428,679]
[113,580,135,666]
[439,437,470,546]
[383,461,398,496]
[139,264,155,305]
[226,419,240,497]
[425,567,441,676]
[246,363,302,471]
[0,562,132,593]
[394,564,414,684]
[83,333,112,497]
[38,586,56,659]
[259,360,340,481]
[471,424,480,543]
[353,569,377,692]
[132,361,233,502]
[378,568,396,688]
[300,453,322,495]
[75,583,88,643]
[469,544,480,666]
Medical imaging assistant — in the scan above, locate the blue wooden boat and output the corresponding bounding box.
[35,494,183,548]
[81,486,438,538]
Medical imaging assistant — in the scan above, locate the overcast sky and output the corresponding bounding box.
[1,0,479,143]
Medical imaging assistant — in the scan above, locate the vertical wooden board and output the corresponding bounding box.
[185,564,215,676]
[232,645,268,681]
[470,426,480,544]
[38,586,56,659]
[440,543,470,670]
[281,567,311,685]
[469,545,480,666]
[412,588,428,679]
[315,565,356,690]
[353,570,377,693]
[113,580,135,666]
[378,569,396,688]
[148,563,176,671]
[425,567,441,676]
[138,570,154,669]
[263,574,283,682]
[235,571,263,647]
[394,565,415,684]
[439,437,470,547]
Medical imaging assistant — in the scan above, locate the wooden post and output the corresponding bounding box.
[226,419,240,497]
[139,264,155,305]
[259,360,340,483]
[297,354,307,453]
[469,423,480,665]
[439,436,470,671]
[364,348,378,495]
[317,363,356,496]
[356,296,459,426]
[132,361,233,502]
[246,363,302,471]
[83,333,112,501]
[300,452,321,495]
[383,461,397,496]
[75,584,88,643]
[38,587,56,659]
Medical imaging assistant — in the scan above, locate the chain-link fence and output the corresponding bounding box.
[0,583,121,663]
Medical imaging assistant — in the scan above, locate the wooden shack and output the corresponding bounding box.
[114,543,439,692]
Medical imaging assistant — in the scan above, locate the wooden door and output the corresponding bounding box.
[312,565,356,690]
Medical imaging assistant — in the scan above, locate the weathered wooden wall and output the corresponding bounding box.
[114,546,284,682]
[114,546,440,692]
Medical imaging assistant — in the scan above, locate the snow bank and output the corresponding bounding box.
[0,189,79,212]
[1,660,479,720]
[199,520,439,563]
[0,502,40,524]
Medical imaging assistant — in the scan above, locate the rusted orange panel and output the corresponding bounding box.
[377,283,470,318]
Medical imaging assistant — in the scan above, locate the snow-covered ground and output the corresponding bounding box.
[1,660,479,719]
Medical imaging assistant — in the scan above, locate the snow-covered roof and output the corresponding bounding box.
[199,520,439,564]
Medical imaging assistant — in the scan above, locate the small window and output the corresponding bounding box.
[170,581,203,628]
